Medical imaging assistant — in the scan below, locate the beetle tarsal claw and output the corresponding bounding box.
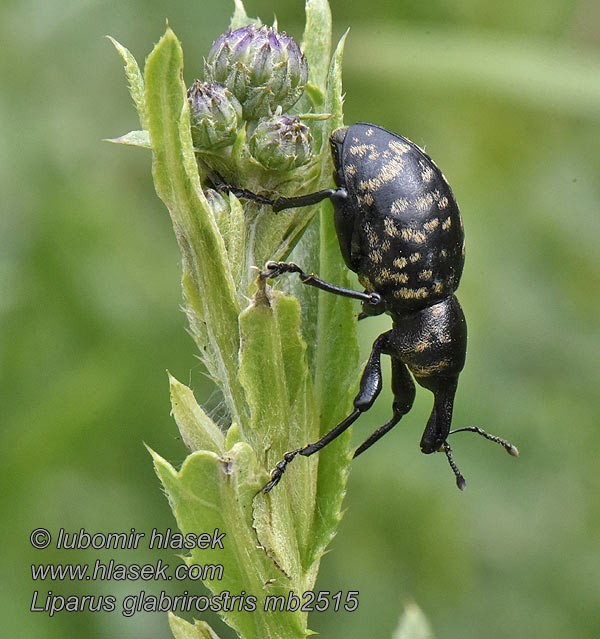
[263,449,302,493]
[261,261,283,280]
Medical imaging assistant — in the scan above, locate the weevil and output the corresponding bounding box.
[215,122,518,491]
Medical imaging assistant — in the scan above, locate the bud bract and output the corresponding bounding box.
[248,115,313,171]
[187,81,242,150]
[205,187,229,224]
[204,25,308,120]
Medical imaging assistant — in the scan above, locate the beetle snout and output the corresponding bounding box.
[420,436,444,455]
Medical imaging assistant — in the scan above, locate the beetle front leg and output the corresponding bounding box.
[262,261,385,312]
[206,166,347,212]
[264,332,390,492]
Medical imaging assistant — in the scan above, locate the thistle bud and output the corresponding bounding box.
[205,25,308,120]
[249,115,313,171]
[187,81,242,150]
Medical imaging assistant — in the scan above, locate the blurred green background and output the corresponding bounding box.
[2,0,599,637]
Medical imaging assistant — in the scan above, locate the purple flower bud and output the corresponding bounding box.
[204,25,308,120]
[249,115,313,171]
[187,81,242,150]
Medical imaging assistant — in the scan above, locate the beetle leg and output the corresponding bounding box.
[205,164,347,212]
[353,358,415,457]
[271,188,347,212]
[262,261,383,309]
[264,332,390,492]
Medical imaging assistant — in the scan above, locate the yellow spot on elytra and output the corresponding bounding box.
[365,128,374,136]
[358,193,374,207]
[364,223,378,247]
[350,143,378,158]
[419,269,433,281]
[384,217,399,237]
[438,196,449,209]
[380,270,408,284]
[388,139,411,155]
[390,272,409,283]
[420,161,435,183]
[433,282,444,293]
[345,164,357,177]
[414,193,434,211]
[409,252,421,263]
[423,218,440,232]
[442,217,452,230]
[393,287,428,299]
[381,239,391,252]
[440,249,448,258]
[376,268,408,286]
[391,198,409,214]
[401,227,427,243]
[393,257,407,269]
[369,250,383,264]
[359,158,405,193]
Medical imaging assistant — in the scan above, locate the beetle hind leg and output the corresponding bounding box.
[263,332,390,493]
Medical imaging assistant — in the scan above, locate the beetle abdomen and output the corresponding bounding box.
[341,123,465,312]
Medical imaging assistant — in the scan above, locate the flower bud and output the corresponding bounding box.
[204,25,308,120]
[187,81,242,150]
[248,115,313,171]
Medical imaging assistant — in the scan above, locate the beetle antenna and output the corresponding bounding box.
[442,442,466,491]
[449,426,519,457]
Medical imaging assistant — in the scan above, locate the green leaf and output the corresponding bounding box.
[301,0,332,94]
[392,602,435,639]
[169,374,225,454]
[302,26,358,564]
[151,444,307,639]
[224,193,247,296]
[104,129,151,149]
[239,288,320,575]
[107,36,147,129]
[324,29,348,132]
[230,0,260,30]
[277,25,349,363]
[144,27,248,431]
[168,613,221,639]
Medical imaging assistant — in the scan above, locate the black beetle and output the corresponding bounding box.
[216,122,518,491]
